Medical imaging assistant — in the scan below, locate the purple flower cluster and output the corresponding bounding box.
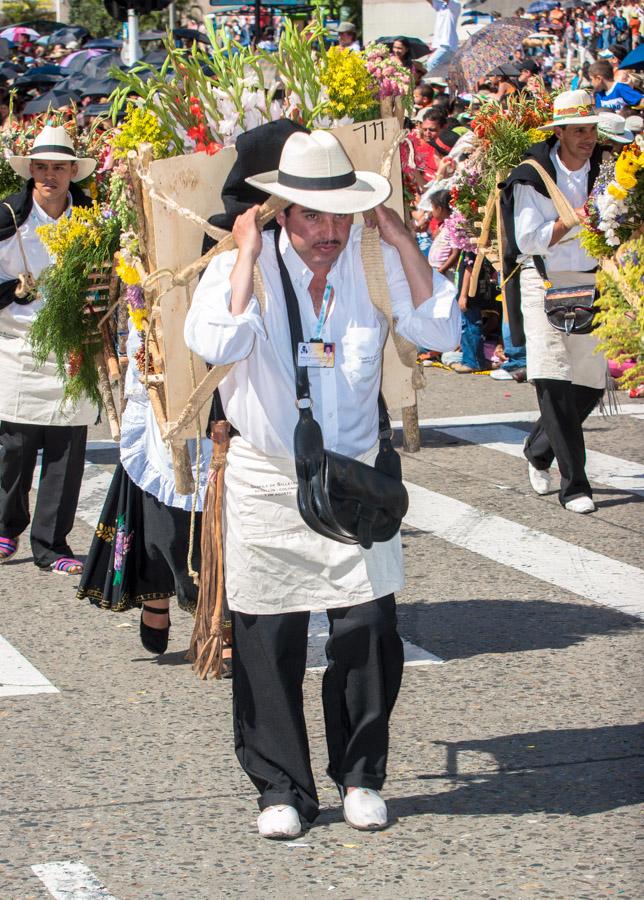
[443,209,477,252]
[126,284,144,310]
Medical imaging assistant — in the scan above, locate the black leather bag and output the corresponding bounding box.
[275,230,408,550]
[535,255,598,336]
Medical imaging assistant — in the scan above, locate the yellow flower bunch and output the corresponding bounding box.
[128,305,147,331]
[115,253,140,285]
[607,146,643,200]
[36,203,104,259]
[320,46,378,119]
[614,147,642,190]
[111,105,172,160]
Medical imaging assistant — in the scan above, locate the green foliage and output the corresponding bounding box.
[30,213,121,406]
[594,238,644,391]
[0,161,23,201]
[0,0,52,27]
[67,0,120,38]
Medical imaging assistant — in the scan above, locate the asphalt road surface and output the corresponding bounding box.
[1,370,642,900]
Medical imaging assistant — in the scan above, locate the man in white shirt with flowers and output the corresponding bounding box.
[185,130,458,841]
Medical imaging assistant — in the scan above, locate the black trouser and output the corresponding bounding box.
[0,420,87,567]
[524,380,603,505]
[231,594,404,825]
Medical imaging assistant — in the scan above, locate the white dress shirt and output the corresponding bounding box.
[0,194,70,325]
[185,224,459,460]
[431,0,461,51]
[513,144,596,273]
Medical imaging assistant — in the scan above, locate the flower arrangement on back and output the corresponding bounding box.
[581,137,644,257]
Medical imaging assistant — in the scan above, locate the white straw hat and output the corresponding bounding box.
[540,89,600,130]
[9,124,97,182]
[245,130,391,214]
[598,111,634,144]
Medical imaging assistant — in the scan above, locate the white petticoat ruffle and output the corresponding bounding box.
[119,395,211,512]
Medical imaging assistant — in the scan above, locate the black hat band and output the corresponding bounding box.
[29,144,76,157]
[277,169,357,191]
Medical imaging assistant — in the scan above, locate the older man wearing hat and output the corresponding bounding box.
[185,130,459,840]
[500,91,607,515]
[0,125,96,574]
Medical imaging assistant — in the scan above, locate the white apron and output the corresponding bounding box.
[520,269,607,389]
[223,436,405,615]
[0,313,96,426]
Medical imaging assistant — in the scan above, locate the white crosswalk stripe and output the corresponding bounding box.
[433,422,644,495]
[403,481,644,620]
[0,635,58,698]
[31,861,116,899]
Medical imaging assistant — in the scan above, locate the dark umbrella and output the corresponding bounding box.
[13,70,63,88]
[142,50,169,67]
[0,37,10,59]
[173,28,211,45]
[84,53,125,75]
[375,35,430,59]
[85,38,122,50]
[448,18,535,92]
[12,19,67,35]
[23,88,81,115]
[48,26,90,46]
[61,49,109,72]
[0,61,23,79]
[619,43,644,71]
[78,77,119,99]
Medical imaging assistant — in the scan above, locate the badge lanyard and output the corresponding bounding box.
[312,282,333,341]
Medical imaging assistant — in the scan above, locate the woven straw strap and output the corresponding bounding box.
[360,225,418,369]
[521,159,580,230]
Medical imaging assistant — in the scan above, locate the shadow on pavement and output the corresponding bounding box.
[393,723,644,818]
[397,598,641,661]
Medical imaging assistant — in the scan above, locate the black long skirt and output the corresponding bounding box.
[77,463,201,614]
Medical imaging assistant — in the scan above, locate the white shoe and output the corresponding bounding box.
[343,788,388,831]
[564,496,596,514]
[490,368,513,380]
[257,805,302,840]
[528,462,552,495]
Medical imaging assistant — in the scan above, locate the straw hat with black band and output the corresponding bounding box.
[539,89,600,130]
[245,130,391,215]
[9,124,96,181]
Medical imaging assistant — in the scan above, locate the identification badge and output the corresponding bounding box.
[297,341,335,368]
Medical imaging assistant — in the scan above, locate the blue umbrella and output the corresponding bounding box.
[526,0,557,12]
[619,43,644,71]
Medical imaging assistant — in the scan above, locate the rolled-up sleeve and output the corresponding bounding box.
[381,241,460,351]
[184,249,266,366]
[513,183,564,256]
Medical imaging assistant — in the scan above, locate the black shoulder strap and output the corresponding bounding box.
[273,228,393,439]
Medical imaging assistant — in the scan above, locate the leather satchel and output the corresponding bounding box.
[534,255,598,335]
[275,229,409,550]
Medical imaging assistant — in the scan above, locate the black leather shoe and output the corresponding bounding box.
[139,604,171,654]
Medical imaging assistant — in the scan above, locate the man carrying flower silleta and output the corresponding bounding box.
[500,90,607,516]
[0,125,97,575]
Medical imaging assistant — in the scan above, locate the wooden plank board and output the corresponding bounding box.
[147,147,237,439]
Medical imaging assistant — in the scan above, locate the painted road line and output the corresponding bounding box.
[306,612,442,671]
[391,402,644,430]
[433,423,644,495]
[404,481,644,620]
[31,861,116,900]
[33,462,113,531]
[0,635,58,698]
